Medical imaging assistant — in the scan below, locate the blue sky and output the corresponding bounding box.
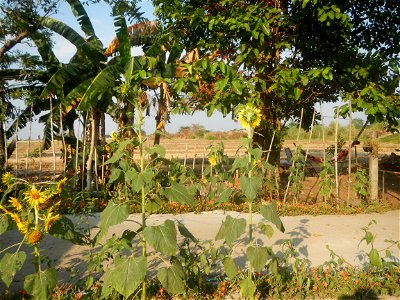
[16,0,364,139]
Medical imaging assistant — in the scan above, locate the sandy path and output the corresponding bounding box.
[1,210,399,294]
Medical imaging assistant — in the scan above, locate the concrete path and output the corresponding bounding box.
[1,210,399,294]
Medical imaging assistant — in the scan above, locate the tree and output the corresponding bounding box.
[0,0,63,168]
[153,0,399,163]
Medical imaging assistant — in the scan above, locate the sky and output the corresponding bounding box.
[15,0,365,139]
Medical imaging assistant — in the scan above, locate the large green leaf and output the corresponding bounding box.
[143,220,177,256]
[113,13,130,65]
[0,214,8,234]
[0,251,26,287]
[40,63,85,98]
[215,215,246,246]
[260,204,285,233]
[164,182,195,208]
[158,261,186,295]
[109,256,147,298]
[239,277,256,299]
[42,16,103,63]
[246,246,269,272]
[125,169,153,193]
[24,268,57,300]
[49,216,86,245]
[369,248,382,267]
[98,201,129,241]
[66,0,97,41]
[239,175,262,201]
[223,256,238,280]
[216,188,233,204]
[77,64,122,111]
[42,17,87,48]
[177,222,198,243]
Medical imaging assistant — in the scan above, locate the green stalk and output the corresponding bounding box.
[247,126,254,283]
[137,106,147,300]
[33,205,42,274]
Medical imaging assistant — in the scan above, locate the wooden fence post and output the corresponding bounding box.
[369,131,379,201]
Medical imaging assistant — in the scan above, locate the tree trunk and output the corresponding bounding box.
[253,95,282,165]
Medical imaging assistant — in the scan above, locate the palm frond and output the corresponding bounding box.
[40,63,85,98]
[42,17,104,63]
[31,31,59,65]
[66,0,100,45]
[77,64,123,111]
[114,14,130,65]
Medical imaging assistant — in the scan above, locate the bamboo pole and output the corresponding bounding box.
[320,102,326,163]
[94,147,99,191]
[302,109,316,175]
[201,147,206,179]
[3,122,7,169]
[60,103,67,177]
[347,97,353,205]
[283,107,304,203]
[192,144,197,169]
[50,98,56,180]
[265,130,276,200]
[82,112,88,189]
[183,144,188,167]
[38,135,42,182]
[320,102,327,203]
[25,104,33,178]
[74,111,81,189]
[15,112,19,178]
[334,108,340,207]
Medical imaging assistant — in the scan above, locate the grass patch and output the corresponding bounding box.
[380,132,400,143]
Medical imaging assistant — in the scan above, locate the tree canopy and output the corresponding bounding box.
[153,0,399,159]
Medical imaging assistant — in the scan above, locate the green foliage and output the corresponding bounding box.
[104,256,147,298]
[143,220,177,256]
[24,268,58,300]
[318,160,335,201]
[354,166,369,200]
[215,215,246,246]
[0,251,26,287]
[288,146,305,202]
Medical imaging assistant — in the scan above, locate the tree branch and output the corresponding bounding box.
[0,31,30,58]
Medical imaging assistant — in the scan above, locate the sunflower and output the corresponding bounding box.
[27,230,43,245]
[24,186,48,207]
[44,211,60,232]
[9,197,23,211]
[56,177,67,193]
[208,155,217,166]
[110,131,118,141]
[10,213,29,234]
[237,105,262,129]
[2,172,14,187]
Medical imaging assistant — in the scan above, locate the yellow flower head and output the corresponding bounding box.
[110,131,118,141]
[44,211,60,232]
[208,155,217,166]
[56,177,67,193]
[237,105,262,129]
[2,172,14,187]
[10,213,29,234]
[27,230,43,245]
[9,197,23,211]
[24,186,47,207]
